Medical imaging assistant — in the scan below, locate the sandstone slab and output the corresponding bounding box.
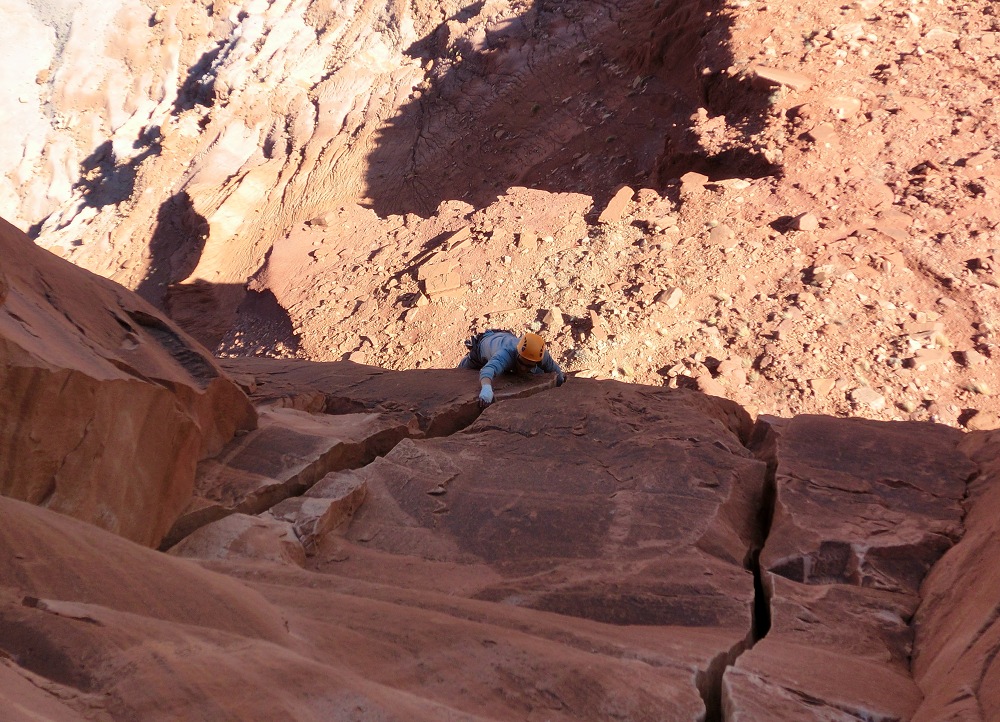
[268,471,368,553]
[597,185,635,224]
[756,415,974,594]
[722,415,978,719]
[751,66,813,91]
[188,406,408,517]
[220,357,557,437]
[0,217,255,546]
[911,430,1000,721]
[317,381,765,717]
[168,513,305,566]
[0,496,288,641]
[0,470,727,721]
[724,575,921,721]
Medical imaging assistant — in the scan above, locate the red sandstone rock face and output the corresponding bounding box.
[0,217,254,546]
[2,349,1000,719]
[4,0,1000,716]
[911,429,1000,721]
[723,414,977,720]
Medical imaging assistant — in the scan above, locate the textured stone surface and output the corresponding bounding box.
[192,407,405,515]
[757,415,974,593]
[751,65,814,91]
[221,356,558,437]
[311,380,766,719]
[2,355,999,720]
[722,414,977,719]
[0,217,255,546]
[168,513,305,566]
[911,429,1000,722]
[724,577,922,720]
[1,373,767,721]
[597,185,635,223]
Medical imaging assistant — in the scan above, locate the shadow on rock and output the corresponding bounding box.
[363,0,777,219]
[71,128,163,215]
[136,191,209,308]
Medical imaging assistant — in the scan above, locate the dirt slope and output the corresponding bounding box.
[3,0,998,429]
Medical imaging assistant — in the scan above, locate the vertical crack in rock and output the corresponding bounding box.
[696,419,778,722]
[750,469,777,643]
[746,420,779,645]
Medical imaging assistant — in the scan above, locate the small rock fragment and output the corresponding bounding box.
[965,411,1000,431]
[652,215,678,231]
[710,224,738,249]
[809,378,836,398]
[680,172,709,194]
[655,287,684,309]
[696,375,727,397]
[751,66,813,91]
[423,271,463,298]
[542,307,564,328]
[716,359,747,386]
[589,310,608,341]
[598,186,635,224]
[791,213,820,232]
[850,387,886,411]
[826,96,862,119]
[446,226,473,251]
[806,124,838,145]
[965,380,991,396]
[958,348,987,367]
[906,348,950,368]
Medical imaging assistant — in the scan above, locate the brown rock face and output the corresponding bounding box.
[2,350,999,719]
[0,217,254,546]
[723,414,977,720]
[911,430,1000,721]
[758,415,973,594]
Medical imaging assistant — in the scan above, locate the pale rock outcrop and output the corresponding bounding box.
[0,217,254,546]
[168,512,306,566]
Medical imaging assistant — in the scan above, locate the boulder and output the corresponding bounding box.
[168,513,305,566]
[0,217,255,546]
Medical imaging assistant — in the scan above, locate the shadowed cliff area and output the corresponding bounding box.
[364,0,777,218]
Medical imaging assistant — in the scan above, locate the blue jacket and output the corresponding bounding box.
[477,332,563,380]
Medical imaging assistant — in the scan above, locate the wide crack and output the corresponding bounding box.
[696,418,778,722]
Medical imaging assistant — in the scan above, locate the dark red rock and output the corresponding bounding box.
[911,429,1000,721]
[756,415,975,594]
[722,414,978,720]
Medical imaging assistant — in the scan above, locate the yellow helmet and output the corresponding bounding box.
[517,332,545,363]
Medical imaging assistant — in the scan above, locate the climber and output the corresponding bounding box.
[458,330,566,408]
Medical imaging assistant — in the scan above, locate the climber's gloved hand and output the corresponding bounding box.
[556,372,566,387]
[478,384,494,408]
